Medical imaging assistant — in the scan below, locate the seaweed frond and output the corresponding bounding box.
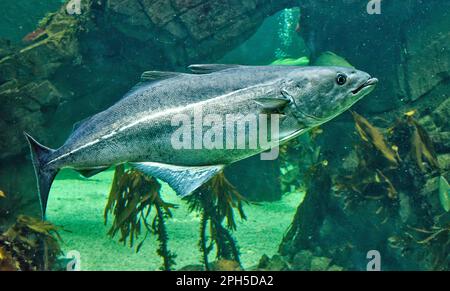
[409,118,440,172]
[0,215,62,271]
[406,221,450,270]
[352,111,399,167]
[104,165,177,270]
[185,171,247,270]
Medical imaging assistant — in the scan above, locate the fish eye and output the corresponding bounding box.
[336,73,347,85]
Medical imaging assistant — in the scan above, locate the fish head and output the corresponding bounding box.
[283,66,378,127]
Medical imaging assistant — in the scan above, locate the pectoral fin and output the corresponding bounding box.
[131,162,224,197]
[255,97,291,110]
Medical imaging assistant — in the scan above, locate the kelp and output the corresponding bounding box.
[336,113,400,215]
[352,111,399,167]
[104,165,177,270]
[104,165,248,270]
[337,111,447,269]
[405,220,450,270]
[0,215,62,271]
[337,111,441,220]
[408,117,440,172]
[185,171,248,270]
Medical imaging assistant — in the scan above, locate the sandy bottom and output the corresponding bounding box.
[47,169,303,271]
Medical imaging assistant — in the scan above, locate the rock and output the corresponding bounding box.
[432,98,450,131]
[327,265,344,271]
[418,115,438,133]
[257,254,289,271]
[402,2,450,102]
[292,250,313,270]
[310,256,332,271]
[299,0,450,114]
[431,132,450,154]
[257,254,271,269]
[438,154,450,171]
[210,259,242,271]
[178,264,205,271]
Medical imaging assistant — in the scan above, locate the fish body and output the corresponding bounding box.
[25,64,378,217]
[439,176,450,212]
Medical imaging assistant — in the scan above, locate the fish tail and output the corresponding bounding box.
[24,132,59,219]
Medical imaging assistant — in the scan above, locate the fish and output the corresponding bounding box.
[439,176,450,212]
[270,56,310,66]
[24,64,378,218]
[313,51,354,68]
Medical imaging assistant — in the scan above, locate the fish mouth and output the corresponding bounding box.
[351,78,378,95]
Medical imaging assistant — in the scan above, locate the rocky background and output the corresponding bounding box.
[0,0,448,270]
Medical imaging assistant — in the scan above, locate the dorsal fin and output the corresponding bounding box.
[140,71,185,82]
[122,70,185,100]
[72,116,92,132]
[188,64,241,74]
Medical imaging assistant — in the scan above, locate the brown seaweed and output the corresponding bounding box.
[185,171,248,270]
[336,111,448,269]
[406,221,450,270]
[104,165,177,270]
[409,118,440,172]
[352,111,399,167]
[0,215,62,271]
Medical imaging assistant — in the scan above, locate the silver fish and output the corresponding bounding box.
[25,64,378,217]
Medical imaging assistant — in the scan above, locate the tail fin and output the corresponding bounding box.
[24,132,58,219]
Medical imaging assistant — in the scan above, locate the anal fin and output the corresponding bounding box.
[131,162,224,197]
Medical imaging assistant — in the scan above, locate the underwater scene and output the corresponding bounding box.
[0,0,449,272]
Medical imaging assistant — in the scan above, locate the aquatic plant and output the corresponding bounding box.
[281,159,331,251]
[404,219,450,270]
[104,165,177,270]
[279,128,323,194]
[400,113,440,172]
[185,172,247,270]
[334,111,448,268]
[0,215,62,271]
[335,111,442,219]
